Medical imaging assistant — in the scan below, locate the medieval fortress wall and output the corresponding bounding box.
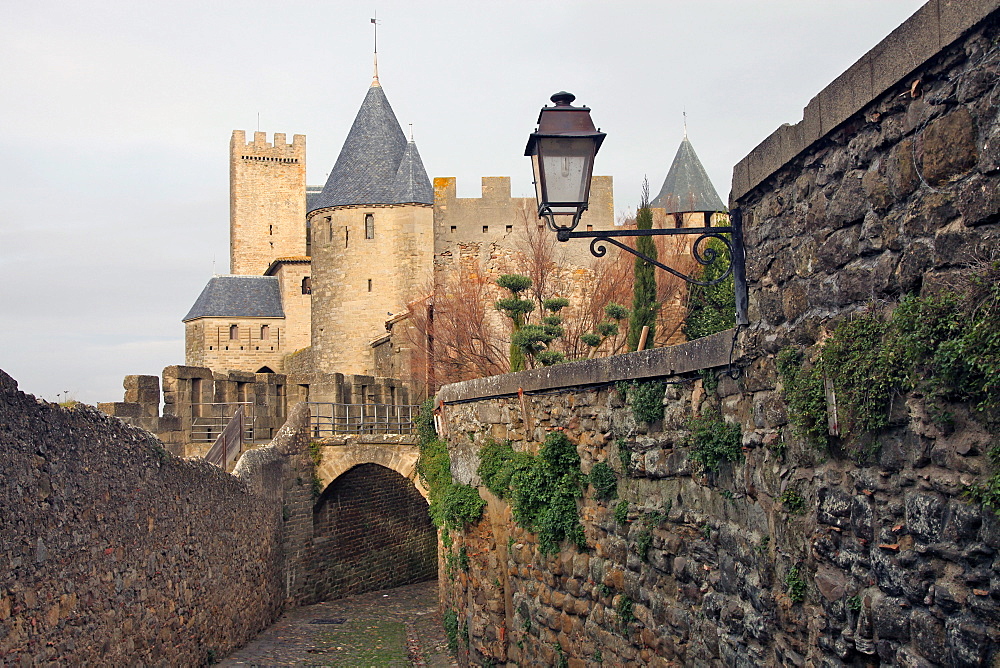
[229,131,307,276]
[307,202,435,375]
[434,3,1000,665]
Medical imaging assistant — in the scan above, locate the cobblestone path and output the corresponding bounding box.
[220,580,457,667]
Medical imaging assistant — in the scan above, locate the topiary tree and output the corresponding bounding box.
[496,274,536,371]
[582,303,629,358]
[628,179,658,351]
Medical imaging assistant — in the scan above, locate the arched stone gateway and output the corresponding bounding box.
[311,463,437,597]
[314,439,427,500]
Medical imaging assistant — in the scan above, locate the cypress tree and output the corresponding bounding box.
[628,180,658,350]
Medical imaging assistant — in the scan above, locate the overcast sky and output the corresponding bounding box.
[1,0,928,404]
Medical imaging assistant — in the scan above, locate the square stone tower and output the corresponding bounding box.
[230,131,307,276]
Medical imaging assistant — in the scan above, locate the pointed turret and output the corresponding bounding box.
[309,82,432,211]
[651,136,724,214]
[392,141,433,204]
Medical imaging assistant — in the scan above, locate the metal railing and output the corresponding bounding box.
[307,402,418,436]
[190,402,255,443]
[204,406,244,468]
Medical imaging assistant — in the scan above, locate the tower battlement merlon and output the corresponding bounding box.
[230,130,306,161]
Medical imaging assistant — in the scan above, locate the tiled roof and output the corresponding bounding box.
[264,257,311,276]
[651,136,725,214]
[309,84,433,211]
[306,185,323,212]
[183,276,283,322]
[392,141,433,204]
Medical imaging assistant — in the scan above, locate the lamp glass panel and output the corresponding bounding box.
[531,154,543,205]
[538,137,594,213]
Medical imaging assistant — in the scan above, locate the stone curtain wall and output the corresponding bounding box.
[310,463,437,599]
[0,369,290,665]
[435,5,1000,667]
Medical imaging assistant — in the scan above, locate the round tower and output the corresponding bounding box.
[307,74,434,375]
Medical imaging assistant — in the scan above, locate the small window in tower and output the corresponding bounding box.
[365,213,375,239]
[301,276,312,295]
[450,226,456,233]
[505,225,513,233]
[367,278,372,292]
[229,325,238,340]
[587,225,593,232]
[260,325,270,340]
[269,224,273,235]
[328,222,333,242]
[483,225,489,233]
[345,227,349,248]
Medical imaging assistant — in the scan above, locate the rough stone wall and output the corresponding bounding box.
[432,175,614,273]
[308,463,437,600]
[267,259,312,354]
[435,6,1000,667]
[185,316,287,374]
[308,203,435,376]
[0,368,291,665]
[230,130,307,276]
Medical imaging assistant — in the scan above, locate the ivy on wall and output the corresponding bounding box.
[415,400,485,530]
[477,433,586,554]
[777,265,1000,502]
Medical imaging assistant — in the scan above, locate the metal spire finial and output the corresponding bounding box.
[683,109,688,138]
[371,14,381,87]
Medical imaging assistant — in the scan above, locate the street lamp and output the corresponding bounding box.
[524,91,605,234]
[525,91,748,327]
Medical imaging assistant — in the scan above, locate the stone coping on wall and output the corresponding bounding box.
[437,328,734,405]
[730,0,1000,204]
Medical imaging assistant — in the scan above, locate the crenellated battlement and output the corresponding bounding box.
[230,129,307,276]
[231,130,305,163]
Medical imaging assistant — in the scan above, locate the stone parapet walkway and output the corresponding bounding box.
[221,580,456,667]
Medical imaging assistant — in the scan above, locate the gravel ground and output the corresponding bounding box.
[220,580,457,667]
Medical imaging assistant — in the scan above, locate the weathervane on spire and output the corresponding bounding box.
[371,13,381,85]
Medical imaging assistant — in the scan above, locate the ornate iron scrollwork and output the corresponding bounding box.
[553,208,749,326]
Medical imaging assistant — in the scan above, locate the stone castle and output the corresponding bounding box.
[179,64,725,404]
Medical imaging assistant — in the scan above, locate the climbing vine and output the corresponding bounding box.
[618,380,666,424]
[687,412,743,472]
[588,461,618,501]
[477,432,586,554]
[776,264,1000,504]
[416,400,485,530]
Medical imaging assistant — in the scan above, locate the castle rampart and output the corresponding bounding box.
[230,130,307,276]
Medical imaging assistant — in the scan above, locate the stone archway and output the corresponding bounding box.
[314,442,427,500]
[311,463,437,597]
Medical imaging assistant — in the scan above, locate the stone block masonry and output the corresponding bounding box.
[434,3,1000,665]
[0,368,287,664]
[309,463,437,600]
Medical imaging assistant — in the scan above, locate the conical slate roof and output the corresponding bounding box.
[651,136,725,214]
[309,83,433,211]
[392,141,433,204]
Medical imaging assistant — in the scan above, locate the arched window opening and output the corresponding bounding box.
[365,213,375,239]
[257,366,275,374]
[260,325,270,340]
[302,276,312,294]
[229,325,238,340]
